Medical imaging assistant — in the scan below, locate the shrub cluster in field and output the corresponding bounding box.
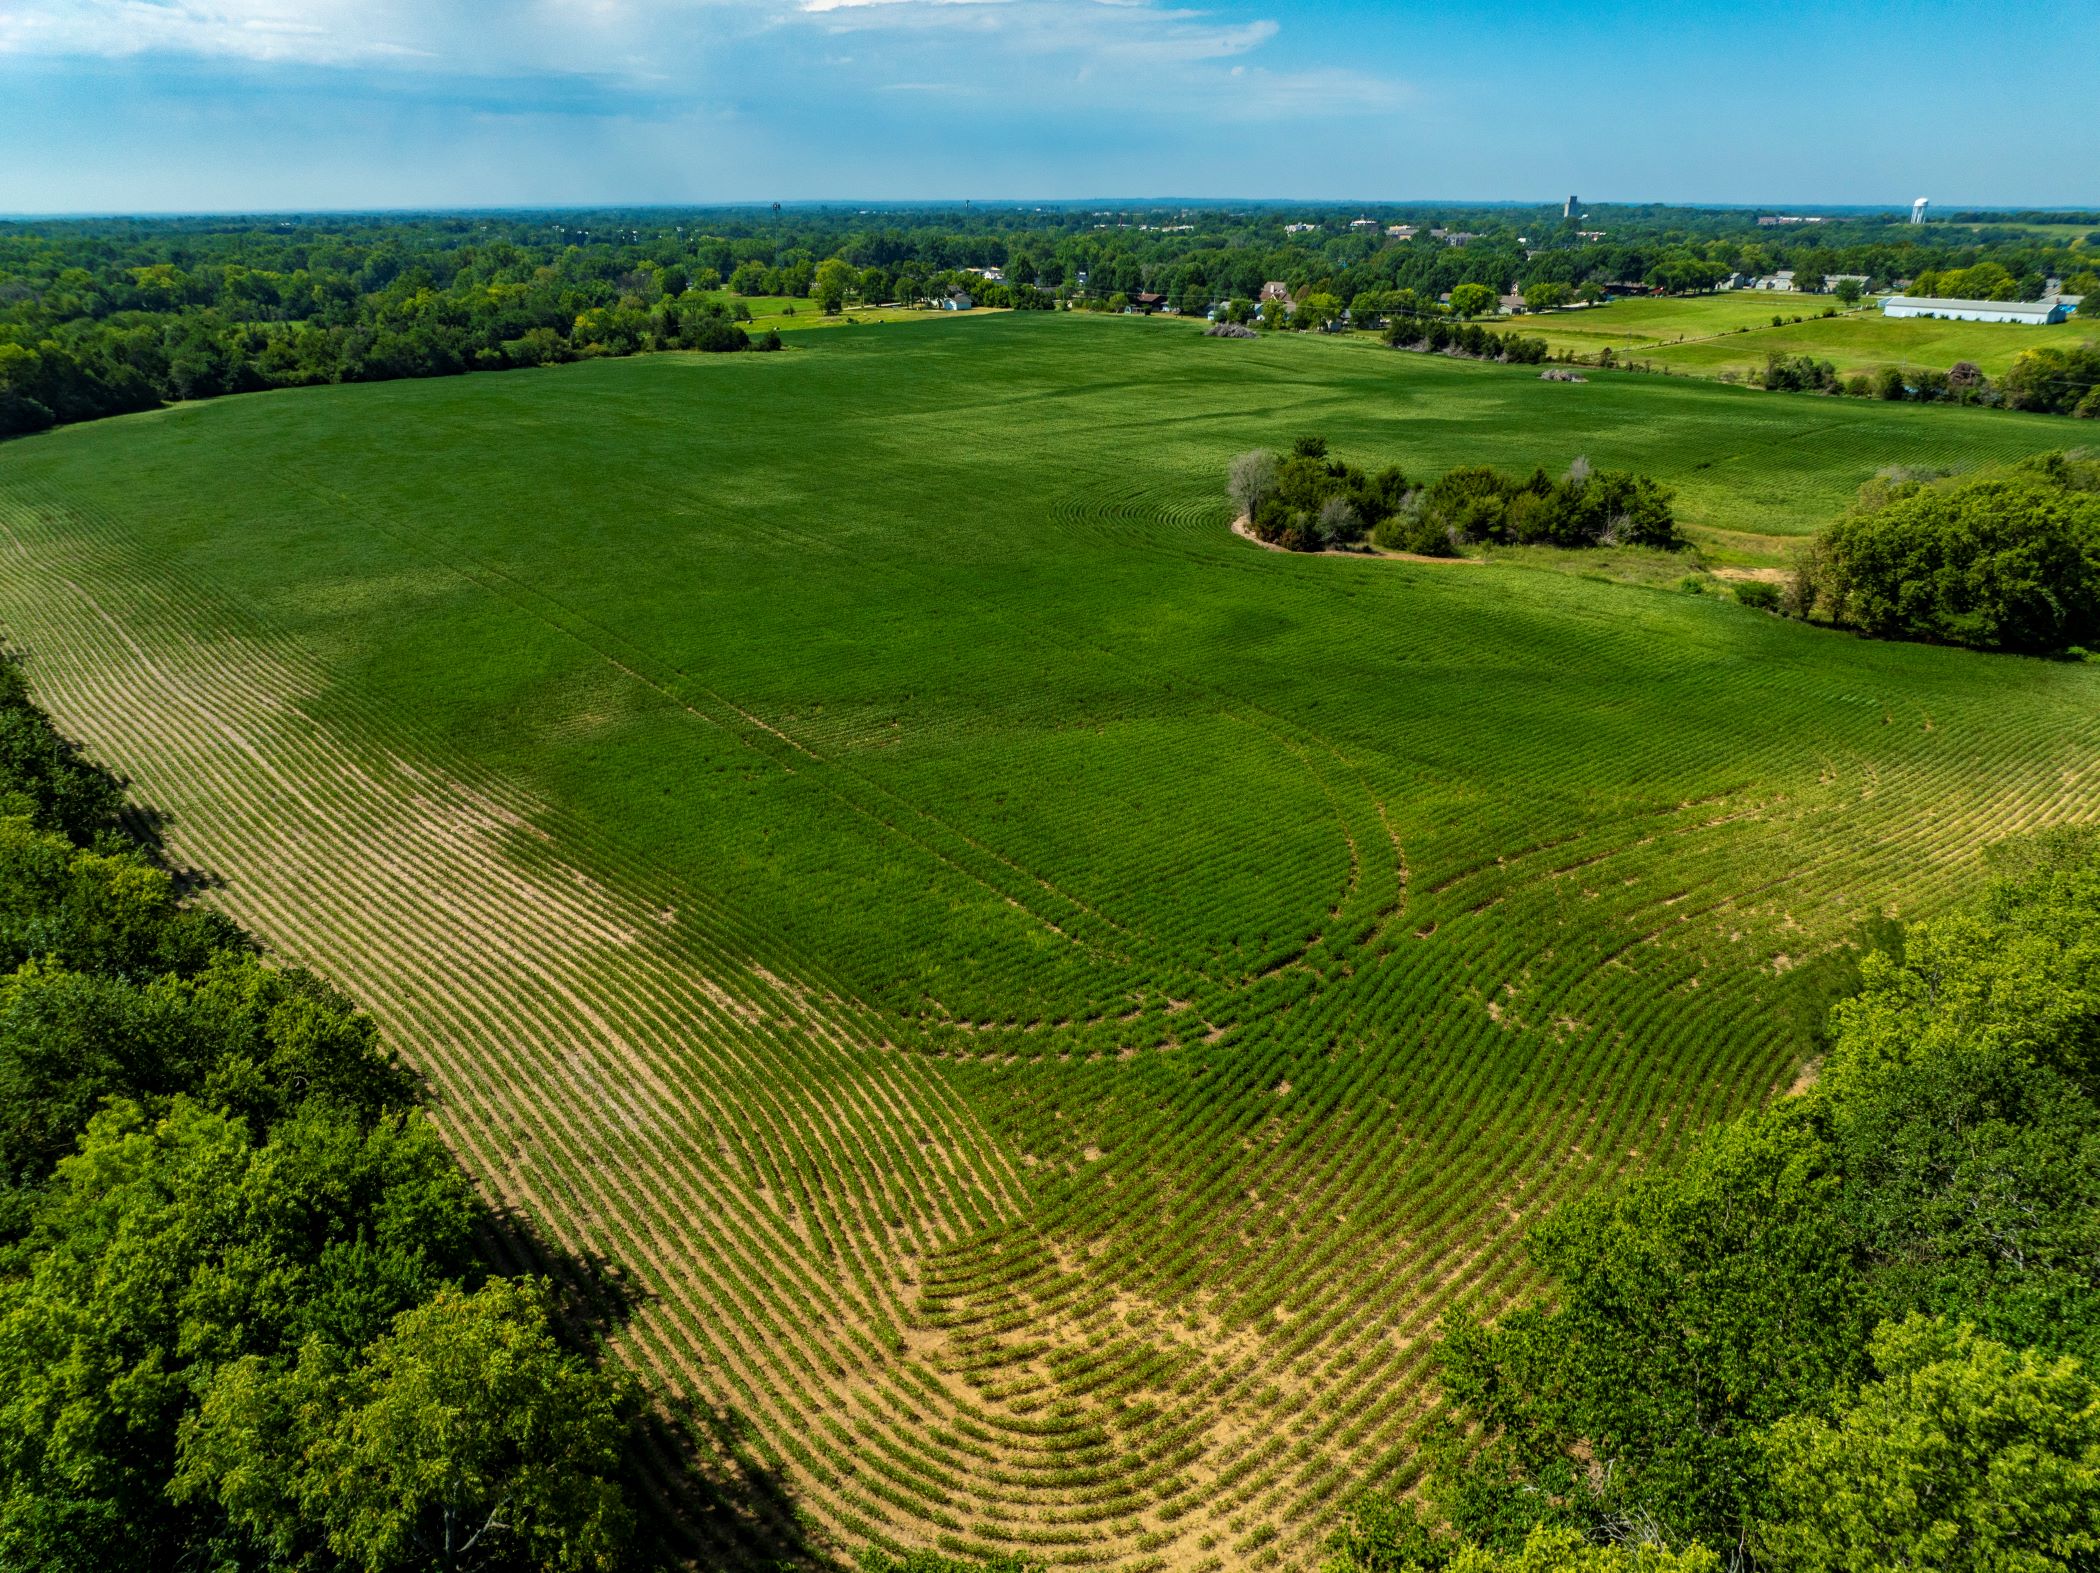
[0,658,641,1570]
[1227,440,1683,557]
[1756,342,2100,416]
[1331,829,2100,1573]
[1791,451,2100,654]
[1387,460,1682,555]
[1228,436,1408,551]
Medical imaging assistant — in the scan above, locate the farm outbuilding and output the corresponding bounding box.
[1881,295,2068,325]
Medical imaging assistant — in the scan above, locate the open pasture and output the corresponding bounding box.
[1,313,2097,1570]
[699,290,983,333]
[1523,290,1846,348]
[1515,291,2094,380]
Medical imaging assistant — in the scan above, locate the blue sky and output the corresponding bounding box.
[2,0,2094,214]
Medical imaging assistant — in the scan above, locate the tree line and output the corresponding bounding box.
[6,205,2096,438]
[1328,827,2100,1573]
[1753,342,2100,417]
[0,273,778,438]
[1228,440,1683,557]
[1382,314,1550,364]
[0,656,646,1571]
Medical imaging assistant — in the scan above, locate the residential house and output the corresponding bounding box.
[1259,281,1294,306]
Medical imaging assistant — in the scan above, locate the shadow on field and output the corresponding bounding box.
[641,1394,825,1572]
[481,1205,825,1571]
[110,789,235,899]
[483,1201,651,1334]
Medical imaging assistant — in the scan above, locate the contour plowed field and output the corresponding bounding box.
[1,315,2094,1570]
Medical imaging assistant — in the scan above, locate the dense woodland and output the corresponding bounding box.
[0,659,643,1571]
[1328,827,2100,1573]
[2,203,2096,436]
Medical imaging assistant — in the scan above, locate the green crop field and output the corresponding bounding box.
[2,313,2097,1570]
[1509,292,2095,381]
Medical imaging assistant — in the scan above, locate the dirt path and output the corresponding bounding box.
[1230,516,1483,565]
[1711,565,1794,584]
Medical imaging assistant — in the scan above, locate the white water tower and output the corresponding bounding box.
[1910,197,1930,225]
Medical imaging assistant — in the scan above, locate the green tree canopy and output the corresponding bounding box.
[0,1098,481,1568]
[178,1277,634,1573]
[813,257,857,315]
[1759,1316,2100,1573]
[1447,283,1498,318]
[1799,453,2100,654]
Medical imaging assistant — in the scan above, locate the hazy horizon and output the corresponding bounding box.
[4,197,2088,223]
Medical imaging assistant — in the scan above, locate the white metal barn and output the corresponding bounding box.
[1881,295,2069,324]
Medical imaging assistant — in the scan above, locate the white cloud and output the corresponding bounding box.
[0,0,1407,130]
[802,0,1009,10]
[0,1,432,65]
[798,0,1280,68]
[0,0,777,71]
[783,0,1401,119]
[0,0,1309,80]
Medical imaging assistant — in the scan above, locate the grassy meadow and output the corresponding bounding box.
[2,312,2097,1569]
[700,289,993,334]
[1509,291,2095,380]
